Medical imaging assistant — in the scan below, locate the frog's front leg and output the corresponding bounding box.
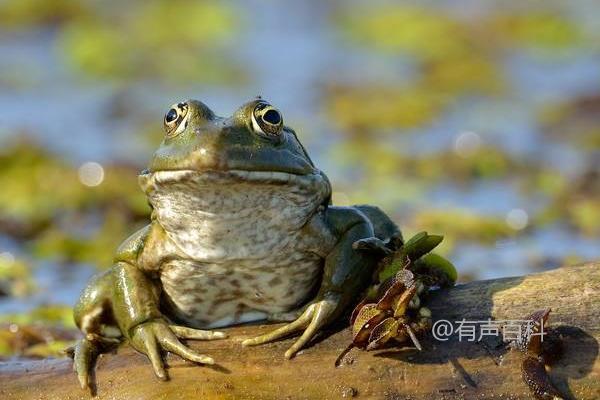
[71,261,225,390]
[113,262,223,376]
[243,206,384,359]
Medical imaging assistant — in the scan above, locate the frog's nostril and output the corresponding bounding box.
[263,109,281,125]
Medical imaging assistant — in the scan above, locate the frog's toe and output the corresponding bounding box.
[169,325,228,340]
[131,320,215,382]
[159,333,215,365]
[352,237,393,255]
[242,297,338,359]
[130,324,168,380]
[266,308,305,322]
[72,338,99,391]
[283,299,336,359]
[241,313,310,347]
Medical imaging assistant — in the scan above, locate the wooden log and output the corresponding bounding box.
[0,262,598,399]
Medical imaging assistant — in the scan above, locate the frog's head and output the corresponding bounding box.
[148,99,316,175]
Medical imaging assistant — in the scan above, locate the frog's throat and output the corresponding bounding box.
[137,169,331,262]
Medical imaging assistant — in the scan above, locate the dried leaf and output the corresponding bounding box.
[351,304,386,348]
[366,317,399,351]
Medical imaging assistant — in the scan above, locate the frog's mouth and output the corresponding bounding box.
[140,168,322,184]
[138,169,331,199]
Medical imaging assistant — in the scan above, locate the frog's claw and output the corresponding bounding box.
[241,297,338,359]
[130,320,217,381]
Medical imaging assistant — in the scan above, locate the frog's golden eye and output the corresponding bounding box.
[163,102,189,137]
[252,102,283,137]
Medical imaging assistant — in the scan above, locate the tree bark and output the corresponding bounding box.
[0,262,598,400]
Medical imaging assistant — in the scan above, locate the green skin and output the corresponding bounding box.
[70,99,401,390]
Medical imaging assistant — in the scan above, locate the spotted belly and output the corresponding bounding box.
[160,248,324,328]
[146,169,335,328]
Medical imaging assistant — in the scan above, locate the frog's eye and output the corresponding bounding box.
[163,102,189,137]
[252,102,283,137]
[165,108,178,123]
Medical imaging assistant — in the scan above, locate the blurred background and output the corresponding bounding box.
[0,0,598,358]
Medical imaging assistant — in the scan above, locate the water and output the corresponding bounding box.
[0,0,598,316]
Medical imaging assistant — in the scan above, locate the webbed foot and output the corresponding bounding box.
[241,295,339,359]
[129,320,226,381]
[68,321,227,391]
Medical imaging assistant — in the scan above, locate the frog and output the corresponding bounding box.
[69,98,403,390]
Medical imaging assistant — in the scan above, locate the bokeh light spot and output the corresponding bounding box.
[505,208,528,230]
[0,251,15,264]
[78,162,105,187]
[454,131,482,158]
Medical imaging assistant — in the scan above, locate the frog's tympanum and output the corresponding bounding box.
[69,98,408,390]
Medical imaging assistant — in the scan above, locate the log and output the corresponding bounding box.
[0,262,598,400]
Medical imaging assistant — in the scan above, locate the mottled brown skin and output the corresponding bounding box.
[70,99,402,391]
[511,309,566,400]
